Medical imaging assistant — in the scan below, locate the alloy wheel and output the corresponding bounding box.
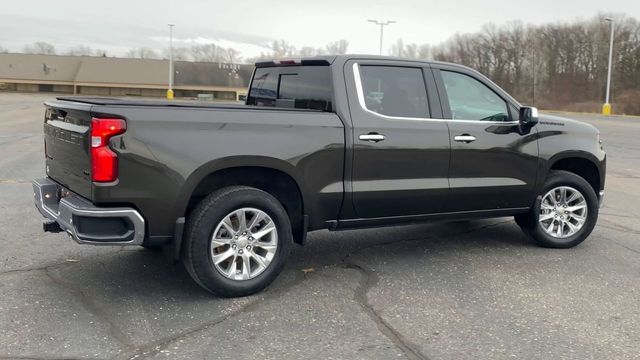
[539,186,588,238]
[210,208,278,280]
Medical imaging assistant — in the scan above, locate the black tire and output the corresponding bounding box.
[182,186,293,297]
[516,170,599,248]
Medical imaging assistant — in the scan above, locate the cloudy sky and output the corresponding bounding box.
[1,0,638,59]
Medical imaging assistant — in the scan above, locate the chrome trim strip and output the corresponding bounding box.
[453,119,520,125]
[33,178,145,246]
[352,62,440,122]
[352,62,519,125]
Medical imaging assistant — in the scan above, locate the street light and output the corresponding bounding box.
[167,23,175,100]
[602,17,614,115]
[368,19,396,56]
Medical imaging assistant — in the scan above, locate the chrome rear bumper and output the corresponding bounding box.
[33,177,145,245]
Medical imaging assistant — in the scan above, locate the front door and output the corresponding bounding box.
[345,60,450,218]
[433,66,539,212]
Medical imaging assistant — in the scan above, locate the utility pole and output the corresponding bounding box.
[602,17,615,115]
[167,23,175,100]
[368,19,396,56]
[532,47,536,106]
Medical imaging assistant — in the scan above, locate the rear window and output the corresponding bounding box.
[247,66,333,111]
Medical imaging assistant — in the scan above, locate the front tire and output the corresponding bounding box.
[182,186,293,297]
[516,170,599,248]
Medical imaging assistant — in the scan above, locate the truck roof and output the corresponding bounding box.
[256,54,469,71]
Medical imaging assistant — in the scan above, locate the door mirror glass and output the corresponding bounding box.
[519,106,539,125]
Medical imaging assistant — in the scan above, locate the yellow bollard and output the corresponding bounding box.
[166,89,174,100]
[602,103,611,115]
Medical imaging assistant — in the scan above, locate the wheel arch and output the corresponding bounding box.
[176,157,307,245]
[543,151,602,196]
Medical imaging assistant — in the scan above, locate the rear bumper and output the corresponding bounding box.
[32,177,145,245]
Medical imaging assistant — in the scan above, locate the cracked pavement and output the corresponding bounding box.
[1,93,639,359]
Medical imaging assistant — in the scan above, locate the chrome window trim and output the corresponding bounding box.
[352,62,519,125]
[352,62,439,122]
[450,118,519,125]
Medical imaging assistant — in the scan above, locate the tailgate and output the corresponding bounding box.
[43,100,93,199]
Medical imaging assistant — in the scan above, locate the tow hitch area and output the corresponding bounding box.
[33,177,145,245]
[43,220,62,233]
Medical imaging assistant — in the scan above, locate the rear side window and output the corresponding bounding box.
[247,66,332,111]
[358,65,429,118]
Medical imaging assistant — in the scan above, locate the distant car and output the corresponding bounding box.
[33,55,606,297]
[237,94,247,102]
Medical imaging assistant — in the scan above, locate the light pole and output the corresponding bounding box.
[368,19,396,56]
[167,23,175,100]
[602,17,614,115]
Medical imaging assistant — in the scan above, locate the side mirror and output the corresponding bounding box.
[519,106,539,126]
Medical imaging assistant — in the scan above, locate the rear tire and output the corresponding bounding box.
[516,170,599,248]
[182,186,292,297]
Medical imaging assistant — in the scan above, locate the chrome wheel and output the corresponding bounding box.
[210,208,278,281]
[539,186,588,238]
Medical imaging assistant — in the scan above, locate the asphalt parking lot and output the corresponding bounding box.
[1,93,639,360]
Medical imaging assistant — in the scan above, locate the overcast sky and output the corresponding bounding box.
[1,0,638,59]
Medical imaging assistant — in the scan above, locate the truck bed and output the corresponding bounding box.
[55,97,322,112]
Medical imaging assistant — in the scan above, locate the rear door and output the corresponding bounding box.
[344,59,450,218]
[432,65,538,212]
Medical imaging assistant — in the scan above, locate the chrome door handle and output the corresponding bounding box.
[453,134,477,143]
[359,133,386,142]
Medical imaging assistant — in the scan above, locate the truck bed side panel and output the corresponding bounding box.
[89,105,345,237]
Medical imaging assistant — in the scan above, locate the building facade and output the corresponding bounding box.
[0,53,253,101]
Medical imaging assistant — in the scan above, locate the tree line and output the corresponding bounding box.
[394,14,640,114]
[4,14,639,114]
[10,40,349,64]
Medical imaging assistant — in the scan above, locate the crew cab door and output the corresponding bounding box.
[344,60,450,218]
[431,65,538,212]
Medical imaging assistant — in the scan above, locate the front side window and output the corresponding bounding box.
[441,71,509,122]
[358,65,429,118]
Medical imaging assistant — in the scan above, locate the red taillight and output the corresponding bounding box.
[91,118,126,182]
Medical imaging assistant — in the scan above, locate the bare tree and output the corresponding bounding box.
[298,46,317,57]
[189,43,230,62]
[270,40,297,58]
[225,48,241,63]
[324,40,349,55]
[419,14,640,114]
[246,39,350,63]
[65,45,100,56]
[125,47,160,59]
[23,41,56,55]
[162,47,191,61]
